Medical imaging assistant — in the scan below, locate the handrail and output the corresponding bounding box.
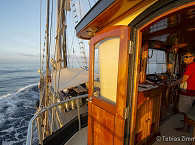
[26,94,88,145]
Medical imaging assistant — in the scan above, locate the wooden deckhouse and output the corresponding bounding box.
[75,0,195,145]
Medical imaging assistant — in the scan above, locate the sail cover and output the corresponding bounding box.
[51,68,93,90]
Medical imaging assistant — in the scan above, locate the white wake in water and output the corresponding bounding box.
[16,83,38,94]
[0,94,12,100]
[0,83,38,100]
[0,84,39,145]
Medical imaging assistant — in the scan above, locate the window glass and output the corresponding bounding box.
[147,49,167,74]
[94,37,120,103]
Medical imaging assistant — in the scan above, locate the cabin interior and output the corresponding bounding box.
[135,5,195,145]
[75,1,195,145]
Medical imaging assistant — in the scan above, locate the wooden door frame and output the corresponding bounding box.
[88,25,130,145]
[128,1,195,145]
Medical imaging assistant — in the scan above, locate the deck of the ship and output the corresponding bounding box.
[153,113,192,145]
[64,127,88,145]
[64,113,193,145]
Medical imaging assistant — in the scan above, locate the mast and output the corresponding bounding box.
[45,0,50,107]
[56,0,70,69]
[62,12,67,68]
[61,0,68,68]
[55,0,63,70]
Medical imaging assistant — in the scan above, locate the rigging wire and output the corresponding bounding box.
[68,0,93,69]
[77,0,88,68]
[53,0,58,66]
[40,0,42,73]
[66,12,71,68]
[87,0,92,9]
[69,2,80,68]
[39,0,44,108]
[71,33,80,68]
[49,0,54,62]
[78,0,82,19]
[75,38,83,67]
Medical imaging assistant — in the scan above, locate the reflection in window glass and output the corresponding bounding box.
[147,49,167,74]
[94,37,120,103]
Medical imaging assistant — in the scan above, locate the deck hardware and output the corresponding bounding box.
[124,107,129,119]
[129,40,134,54]
[86,97,92,102]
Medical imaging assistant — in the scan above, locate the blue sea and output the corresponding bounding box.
[0,63,40,145]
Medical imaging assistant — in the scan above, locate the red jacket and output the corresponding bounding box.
[184,62,195,90]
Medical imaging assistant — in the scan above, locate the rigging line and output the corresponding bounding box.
[88,0,91,9]
[40,0,42,73]
[53,0,59,65]
[78,0,82,18]
[70,31,80,68]
[39,0,43,107]
[87,0,92,9]
[71,2,79,24]
[64,8,69,67]
[66,44,71,67]
[75,37,83,67]
[49,0,54,61]
[78,40,87,67]
[53,0,58,66]
[57,0,64,91]
[66,12,71,68]
[70,2,83,68]
[69,9,75,68]
[65,33,70,67]
[62,3,68,68]
[42,42,46,72]
[93,0,97,4]
[81,41,88,66]
[70,32,76,66]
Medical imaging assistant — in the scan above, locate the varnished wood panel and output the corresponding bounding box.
[114,116,125,145]
[88,26,130,145]
[135,87,162,145]
[116,27,130,118]
[92,104,115,145]
[92,97,116,115]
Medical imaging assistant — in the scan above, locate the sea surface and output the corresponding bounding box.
[0,63,40,145]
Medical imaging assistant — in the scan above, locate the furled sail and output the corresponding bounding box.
[52,68,87,90]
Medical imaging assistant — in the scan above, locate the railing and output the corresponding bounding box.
[26,94,88,145]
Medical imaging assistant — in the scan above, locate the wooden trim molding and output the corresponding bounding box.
[129,0,195,28]
[75,0,116,35]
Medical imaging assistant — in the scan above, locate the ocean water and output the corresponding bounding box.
[0,63,40,145]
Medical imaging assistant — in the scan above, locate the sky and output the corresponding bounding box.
[0,0,97,64]
[0,0,44,64]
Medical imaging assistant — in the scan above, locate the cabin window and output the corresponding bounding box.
[94,37,120,103]
[147,49,167,74]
